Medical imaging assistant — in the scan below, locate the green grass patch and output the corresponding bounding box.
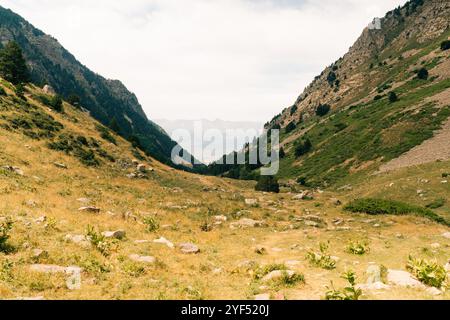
[344,198,448,226]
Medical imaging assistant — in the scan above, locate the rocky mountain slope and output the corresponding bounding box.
[264,0,450,187]
[0,5,195,167]
[0,78,449,300]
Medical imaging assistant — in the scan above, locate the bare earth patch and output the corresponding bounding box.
[378,117,450,173]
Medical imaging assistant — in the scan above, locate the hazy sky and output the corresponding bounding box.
[0,0,406,122]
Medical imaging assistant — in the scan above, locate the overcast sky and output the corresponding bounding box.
[0,0,406,122]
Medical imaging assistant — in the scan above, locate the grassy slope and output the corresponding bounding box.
[276,29,450,187]
[0,80,448,300]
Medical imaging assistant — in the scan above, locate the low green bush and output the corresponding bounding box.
[344,198,448,226]
[407,256,447,288]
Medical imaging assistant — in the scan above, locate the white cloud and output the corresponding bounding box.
[0,0,406,122]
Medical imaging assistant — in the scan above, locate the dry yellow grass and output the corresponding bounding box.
[0,82,449,300]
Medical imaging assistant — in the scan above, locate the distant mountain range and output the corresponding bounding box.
[155,119,264,164]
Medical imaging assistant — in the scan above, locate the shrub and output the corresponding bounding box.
[0,87,6,96]
[327,71,337,86]
[0,42,29,84]
[255,175,280,193]
[86,225,113,256]
[441,40,450,51]
[388,91,398,103]
[294,138,312,158]
[143,216,159,232]
[373,94,383,101]
[425,198,445,209]
[316,104,331,117]
[344,198,448,226]
[49,95,63,112]
[0,218,13,252]
[325,271,362,300]
[285,121,296,134]
[95,124,117,145]
[346,241,370,255]
[406,256,447,288]
[279,147,286,159]
[306,242,336,270]
[15,83,25,99]
[416,68,429,80]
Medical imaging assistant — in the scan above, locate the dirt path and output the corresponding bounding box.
[378,116,450,173]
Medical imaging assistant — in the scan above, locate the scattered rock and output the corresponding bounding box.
[430,243,441,249]
[230,218,267,229]
[129,254,156,264]
[245,199,258,206]
[101,230,126,240]
[137,164,147,173]
[262,270,295,282]
[31,249,48,260]
[366,264,382,284]
[153,237,174,249]
[442,232,450,239]
[426,287,442,296]
[179,243,200,254]
[77,198,91,204]
[330,198,342,206]
[395,233,405,239]
[30,264,82,290]
[387,270,425,288]
[2,166,24,176]
[292,191,313,200]
[35,216,47,223]
[254,246,267,255]
[53,162,68,169]
[43,84,56,95]
[213,215,228,223]
[65,234,91,247]
[254,293,271,300]
[78,206,101,214]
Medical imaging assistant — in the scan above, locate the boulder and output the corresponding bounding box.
[78,206,101,213]
[387,270,426,288]
[42,84,56,95]
[153,237,174,249]
[129,254,156,264]
[179,243,200,254]
[102,230,126,240]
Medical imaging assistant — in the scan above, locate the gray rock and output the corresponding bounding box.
[65,234,91,247]
[53,162,68,169]
[262,270,295,282]
[366,264,382,284]
[179,243,200,254]
[2,166,24,176]
[153,237,174,249]
[30,264,82,290]
[245,199,258,206]
[426,287,442,296]
[129,254,156,264]
[387,270,425,288]
[230,218,267,229]
[442,232,450,239]
[101,230,126,240]
[43,84,56,95]
[78,206,101,213]
[292,191,313,200]
[330,198,342,206]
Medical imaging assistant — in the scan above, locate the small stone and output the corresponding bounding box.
[426,287,442,296]
[137,164,147,173]
[31,249,48,260]
[230,218,267,229]
[35,216,47,223]
[129,254,156,264]
[213,215,228,223]
[25,200,38,208]
[373,224,381,228]
[430,243,440,249]
[254,246,267,255]
[179,243,200,254]
[262,270,295,282]
[153,237,174,249]
[254,293,271,300]
[444,262,450,272]
[2,166,24,176]
[442,232,450,239]
[101,230,126,240]
[395,233,404,239]
[330,198,342,206]
[245,199,258,206]
[53,162,68,169]
[77,198,91,204]
[292,191,313,200]
[78,206,100,213]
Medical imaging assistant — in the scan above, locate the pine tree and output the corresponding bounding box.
[109,117,121,133]
[0,42,29,84]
